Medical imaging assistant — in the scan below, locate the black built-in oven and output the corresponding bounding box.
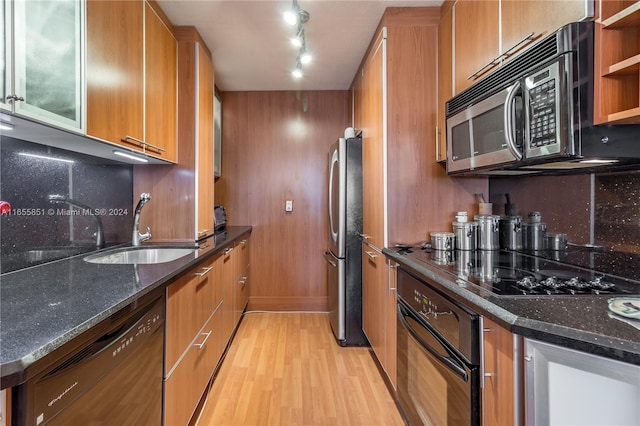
[397,267,481,426]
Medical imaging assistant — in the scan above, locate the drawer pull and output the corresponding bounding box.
[198,229,210,236]
[193,330,212,349]
[365,250,378,259]
[194,266,213,277]
[223,247,233,255]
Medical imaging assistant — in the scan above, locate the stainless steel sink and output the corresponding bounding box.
[84,247,197,265]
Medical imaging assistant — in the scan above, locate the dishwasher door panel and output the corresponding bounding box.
[17,297,164,426]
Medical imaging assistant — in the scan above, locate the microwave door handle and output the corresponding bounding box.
[504,81,523,160]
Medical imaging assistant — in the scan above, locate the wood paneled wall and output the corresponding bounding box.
[215,91,350,311]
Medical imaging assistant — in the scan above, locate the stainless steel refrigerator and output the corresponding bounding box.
[324,136,367,346]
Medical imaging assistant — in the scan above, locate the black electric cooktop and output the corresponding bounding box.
[396,245,640,297]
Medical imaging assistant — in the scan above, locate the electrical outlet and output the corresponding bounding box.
[285,200,293,212]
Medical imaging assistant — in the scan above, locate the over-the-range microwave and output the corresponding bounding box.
[446,21,640,176]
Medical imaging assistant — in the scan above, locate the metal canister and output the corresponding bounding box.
[474,215,500,250]
[453,221,478,251]
[523,222,547,251]
[522,211,547,251]
[499,215,523,250]
[546,233,568,251]
[430,232,455,251]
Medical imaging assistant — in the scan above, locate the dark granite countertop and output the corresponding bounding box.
[0,226,252,388]
[384,248,640,365]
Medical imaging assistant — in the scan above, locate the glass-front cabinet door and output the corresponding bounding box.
[1,0,11,113]
[7,0,84,131]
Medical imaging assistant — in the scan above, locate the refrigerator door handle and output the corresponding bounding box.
[323,250,337,267]
[328,149,339,245]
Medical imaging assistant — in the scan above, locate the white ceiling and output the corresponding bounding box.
[157,0,443,91]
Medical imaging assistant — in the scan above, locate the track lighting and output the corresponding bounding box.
[284,0,312,80]
[291,62,303,79]
[290,28,304,47]
[283,0,309,26]
[299,48,312,65]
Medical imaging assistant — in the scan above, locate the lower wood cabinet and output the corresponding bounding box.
[362,244,397,388]
[482,317,521,426]
[164,254,223,426]
[234,238,250,324]
[163,234,251,425]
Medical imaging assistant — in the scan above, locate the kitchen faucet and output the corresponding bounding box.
[48,195,105,249]
[132,193,152,246]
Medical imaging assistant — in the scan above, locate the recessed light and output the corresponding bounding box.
[113,150,149,163]
[18,152,75,164]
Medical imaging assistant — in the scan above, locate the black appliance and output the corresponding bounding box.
[214,204,227,232]
[397,267,481,425]
[446,21,640,175]
[397,246,640,297]
[324,136,367,346]
[12,296,164,425]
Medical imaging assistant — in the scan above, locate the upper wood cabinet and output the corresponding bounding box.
[359,29,386,250]
[594,1,640,124]
[86,0,177,163]
[133,27,215,242]
[437,4,453,162]
[453,0,592,94]
[501,1,591,61]
[454,0,500,94]
[145,2,178,161]
[2,0,84,131]
[355,8,469,247]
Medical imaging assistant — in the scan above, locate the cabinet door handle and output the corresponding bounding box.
[223,247,233,255]
[239,240,247,246]
[123,135,166,153]
[359,233,371,240]
[194,266,213,277]
[501,32,536,60]
[198,229,210,236]
[468,32,535,81]
[193,330,212,349]
[365,250,378,259]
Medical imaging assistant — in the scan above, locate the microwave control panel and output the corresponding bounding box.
[525,63,562,158]
[529,79,556,145]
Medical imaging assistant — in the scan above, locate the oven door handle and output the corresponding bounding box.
[398,302,469,381]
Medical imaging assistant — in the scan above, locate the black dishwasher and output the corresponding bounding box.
[12,296,164,426]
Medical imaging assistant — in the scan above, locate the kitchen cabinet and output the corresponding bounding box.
[133,27,215,241]
[355,8,464,247]
[362,244,397,388]
[453,0,592,94]
[0,389,7,426]
[234,238,250,324]
[482,317,522,426]
[501,1,591,64]
[220,245,237,344]
[164,255,223,426]
[86,0,177,163]
[359,29,386,250]
[2,0,84,131]
[524,338,640,425]
[436,4,453,162]
[454,0,499,94]
[594,0,640,124]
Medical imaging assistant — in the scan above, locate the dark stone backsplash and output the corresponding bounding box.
[489,169,640,254]
[1,137,133,273]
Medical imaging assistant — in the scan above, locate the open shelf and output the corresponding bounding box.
[595,1,640,124]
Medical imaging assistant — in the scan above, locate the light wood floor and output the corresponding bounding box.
[196,312,405,426]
